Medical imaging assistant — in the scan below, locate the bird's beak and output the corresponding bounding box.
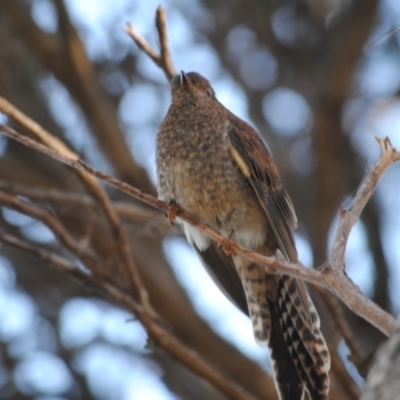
[180,71,188,86]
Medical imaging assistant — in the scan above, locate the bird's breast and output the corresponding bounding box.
[156,121,267,250]
[157,125,235,213]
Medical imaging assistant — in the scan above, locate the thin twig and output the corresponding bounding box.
[124,6,176,80]
[318,289,364,364]
[155,6,176,79]
[364,26,400,51]
[330,137,396,269]
[124,24,161,64]
[0,190,100,270]
[0,231,258,400]
[0,180,174,232]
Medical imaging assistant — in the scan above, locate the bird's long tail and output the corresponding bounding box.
[238,259,330,400]
[268,275,330,400]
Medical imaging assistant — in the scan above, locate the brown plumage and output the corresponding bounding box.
[156,71,330,400]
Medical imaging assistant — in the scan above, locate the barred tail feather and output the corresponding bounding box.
[233,255,330,399]
[280,276,331,372]
[267,296,305,400]
[276,277,330,399]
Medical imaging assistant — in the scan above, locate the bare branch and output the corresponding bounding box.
[124,24,161,65]
[318,289,365,366]
[364,26,400,51]
[330,137,398,268]
[323,267,395,336]
[0,231,258,400]
[0,121,398,335]
[0,231,86,273]
[0,190,100,270]
[317,137,399,336]
[124,6,176,80]
[0,180,176,237]
[0,96,150,310]
[155,6,176,79]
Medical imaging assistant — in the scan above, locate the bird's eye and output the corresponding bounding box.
[206,88,213,97]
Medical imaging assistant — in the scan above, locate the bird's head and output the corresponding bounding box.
[171,71,216,103]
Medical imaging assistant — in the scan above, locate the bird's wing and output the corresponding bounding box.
[226,116,297,259]
[194,241,249,316]
[225,115,312,323]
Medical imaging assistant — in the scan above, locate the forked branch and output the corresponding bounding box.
[125,6,176,80]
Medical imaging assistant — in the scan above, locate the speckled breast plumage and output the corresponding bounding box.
[156,102,267,251]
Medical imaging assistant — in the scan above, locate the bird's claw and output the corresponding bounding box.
[167,203,180,224]
[217,237,236,256]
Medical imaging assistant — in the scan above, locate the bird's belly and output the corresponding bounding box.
[160,155,267,251]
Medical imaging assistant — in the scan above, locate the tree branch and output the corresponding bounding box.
[0,180,175,237]
[0,231,257,400]
[0,96,150,311]
[319,289,365,363]
[0,190,100,270]
[0,119,397,336]
[124,6,176,80]
[330,137,396,269]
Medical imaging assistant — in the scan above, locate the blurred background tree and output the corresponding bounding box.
[0,0,399,399]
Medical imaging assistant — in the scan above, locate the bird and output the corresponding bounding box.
[156,71,330,400]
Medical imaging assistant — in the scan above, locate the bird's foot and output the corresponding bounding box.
[218,233,237,256]
[166,203,180,224]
